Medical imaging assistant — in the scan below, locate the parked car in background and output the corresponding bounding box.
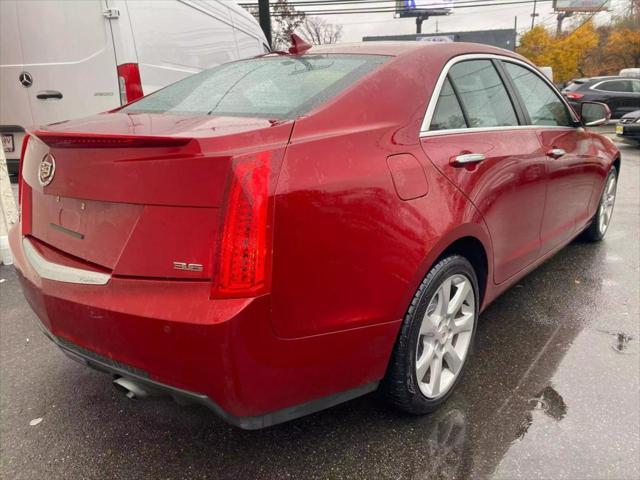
[10,42,619,429]
[0,0,268,176]
[616,110,640,145]
[619,68,640,79]
[562,76,640,119]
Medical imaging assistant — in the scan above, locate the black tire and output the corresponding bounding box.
[382,255,479,415]
[582,167,618,242]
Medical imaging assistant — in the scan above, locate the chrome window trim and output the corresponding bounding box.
[22,237,110,285]
[589,79,639,93]
[420,53,579,137]
[420,125,575,138]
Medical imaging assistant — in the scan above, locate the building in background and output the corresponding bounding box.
[363,28,517,50]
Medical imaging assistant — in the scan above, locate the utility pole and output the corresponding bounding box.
[416,13,429,34]
[556,11,573,35]
[531,0,539,28]
[258,0,272,48]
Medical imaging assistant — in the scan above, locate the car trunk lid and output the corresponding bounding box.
[21,112,294,280]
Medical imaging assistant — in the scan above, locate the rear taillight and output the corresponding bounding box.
[566,92,584,100]
[18,134,30,206]
[213,152,271,298]
[117,63,143,105]
[18,135,32,234]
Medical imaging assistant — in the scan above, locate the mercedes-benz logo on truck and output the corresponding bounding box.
[19,71,33,88]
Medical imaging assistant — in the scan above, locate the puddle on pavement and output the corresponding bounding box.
[517,385,568,441]
[598,329,637,354]
[528,385,567,421]
[611,332,633,353]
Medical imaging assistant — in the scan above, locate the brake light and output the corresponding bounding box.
[213,152,271,298]
[33,131,191,149]
[17,134,30,206]
[117,63,143,105]
[566,92,584,100]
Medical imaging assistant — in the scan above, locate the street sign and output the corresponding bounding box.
[396,0,453,17]
[553,0,610,12]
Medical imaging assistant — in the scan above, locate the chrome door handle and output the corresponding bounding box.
[452,153,485,166]
[546,148,566,159]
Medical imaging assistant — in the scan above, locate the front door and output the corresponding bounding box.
[500,61,597,255]
[420,59,547,284]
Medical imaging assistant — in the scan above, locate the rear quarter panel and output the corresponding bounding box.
[270,51,492,339]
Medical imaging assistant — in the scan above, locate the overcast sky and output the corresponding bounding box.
[237,0,621,43]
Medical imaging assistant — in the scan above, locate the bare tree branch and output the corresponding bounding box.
[299,17,343,45]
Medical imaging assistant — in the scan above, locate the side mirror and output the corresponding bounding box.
[580,102,611,127]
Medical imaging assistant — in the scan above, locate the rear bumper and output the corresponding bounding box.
[9,226,394,428]
[38,325,377,430]
[5,158,19,176]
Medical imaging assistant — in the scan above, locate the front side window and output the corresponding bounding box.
[448,60,518,128]
[123,54,389,119]
[630,80,640,93]
[430,78,467,131]
[503,62,572,127]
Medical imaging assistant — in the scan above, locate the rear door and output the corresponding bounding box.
[500,60,598,254]
[420,58,547,284]
[13,0,120,126]
[591,79,640,118]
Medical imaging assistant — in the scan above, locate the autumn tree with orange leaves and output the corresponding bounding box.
[518,22,599,83]
[518,14,639,83]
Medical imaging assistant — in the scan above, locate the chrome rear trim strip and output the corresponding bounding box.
[22,237,110,285]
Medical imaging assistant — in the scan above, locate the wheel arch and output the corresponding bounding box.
[437,236,489,308]
[612,155,621,176]
[411,224,493,312]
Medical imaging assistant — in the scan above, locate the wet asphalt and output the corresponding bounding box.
[1,132,638,480]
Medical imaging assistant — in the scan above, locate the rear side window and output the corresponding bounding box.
[594,80,631,92]
[448,60,519,128]
[123,54,389,119]
[503,62,572,127]
[430,78,467,131]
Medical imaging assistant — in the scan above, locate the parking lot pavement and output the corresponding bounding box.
[1,139,638,480]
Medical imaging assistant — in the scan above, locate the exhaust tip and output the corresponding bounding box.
[113,377,150,399]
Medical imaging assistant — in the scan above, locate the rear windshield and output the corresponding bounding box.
[123,54,390,119]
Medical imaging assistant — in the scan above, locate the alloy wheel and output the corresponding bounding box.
[416,274,475,399]
[598,174,617,235]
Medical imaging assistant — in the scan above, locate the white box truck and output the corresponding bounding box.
[0,0,268,175]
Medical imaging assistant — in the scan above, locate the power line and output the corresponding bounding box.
[561,0,609,35]
[249,0,555,15]
[241,0,417,6]
[241,0,545,8]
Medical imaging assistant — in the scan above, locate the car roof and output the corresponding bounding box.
[572,76,629,83]
[309,41,521,59]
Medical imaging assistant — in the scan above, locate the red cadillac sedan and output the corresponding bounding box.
[10,41,620,429]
